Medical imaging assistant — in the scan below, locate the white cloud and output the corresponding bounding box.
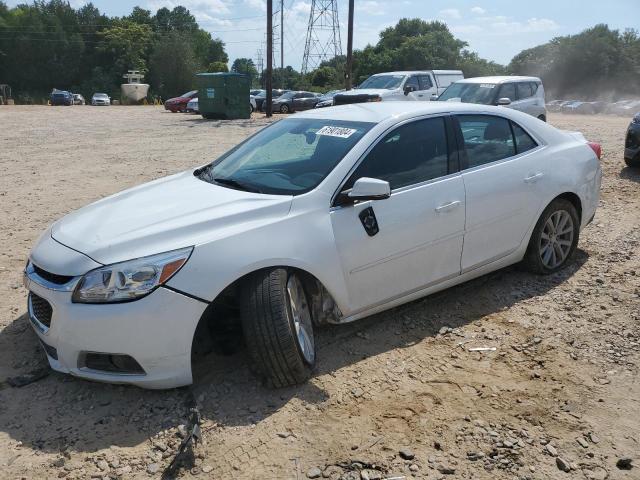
[357,1,385,16]
[243,0,265,12]
[439,8,461,19]
[470,6,486,15]
[145,0,232,27]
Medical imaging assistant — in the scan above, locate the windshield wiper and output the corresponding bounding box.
[213,177,263,193]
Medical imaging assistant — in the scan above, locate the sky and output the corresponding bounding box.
[4,0,640,70]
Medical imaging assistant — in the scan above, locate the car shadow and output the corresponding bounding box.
[0,250,588,455]
[620,165,640,182]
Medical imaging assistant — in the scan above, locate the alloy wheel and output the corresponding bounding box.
[539,210,574,269]
[286,274,315,364]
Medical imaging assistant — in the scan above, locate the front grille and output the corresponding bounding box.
[29,292,53,328]
[33,264,74,285]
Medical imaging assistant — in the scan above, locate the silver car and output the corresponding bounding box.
[436,76,547,121]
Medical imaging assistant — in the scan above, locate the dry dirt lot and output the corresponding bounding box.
[0,106,638,480]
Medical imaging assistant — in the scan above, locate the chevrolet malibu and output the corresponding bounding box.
[24,103,602,389]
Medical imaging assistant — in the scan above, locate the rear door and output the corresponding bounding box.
[455,114,546,271]
[330,116,465,312]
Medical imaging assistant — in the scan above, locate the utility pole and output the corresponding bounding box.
[266,0,273,117]
[301,0,343,74]
[280,0,284,88]
[345,0,354,90]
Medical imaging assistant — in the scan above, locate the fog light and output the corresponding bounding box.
[80,352,145,375]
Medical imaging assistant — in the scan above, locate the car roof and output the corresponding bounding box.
[293,101,518,124]
[456,76,541,84]
[370,70,463,76]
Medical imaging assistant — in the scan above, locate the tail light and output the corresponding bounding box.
[587,141,602,160]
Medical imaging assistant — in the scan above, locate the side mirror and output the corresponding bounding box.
[337,177,391,205]
[430,93,439,101]
[403,85,416,96]
[497,97,512,106]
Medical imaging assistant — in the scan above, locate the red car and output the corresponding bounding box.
[164,90,198,112]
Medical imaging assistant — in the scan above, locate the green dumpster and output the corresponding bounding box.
[196,72,251,120]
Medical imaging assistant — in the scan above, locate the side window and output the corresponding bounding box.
[511,121,538,154]
[498,83,516,102]
[346,117,449,190]
[516,82,533,100]
[419,75,433,91]
[530,82,539,95]
[294,93,305,98]
[458,115,516,168]
[404,76,420,91]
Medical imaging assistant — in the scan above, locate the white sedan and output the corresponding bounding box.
[24,102,602,389]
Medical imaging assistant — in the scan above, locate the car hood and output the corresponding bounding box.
[166,96,189,103]
[51,171,293,265]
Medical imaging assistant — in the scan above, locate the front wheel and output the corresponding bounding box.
[522,198,580,274]
[240,268,315,388]
[280,104,290,114]
[625,156,640,168]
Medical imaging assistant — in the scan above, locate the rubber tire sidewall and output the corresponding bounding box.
[280,104,290,113]
[522,198,580,275]
[240,268,315,388]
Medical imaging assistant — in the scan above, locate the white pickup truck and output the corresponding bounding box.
[334,70,463,106]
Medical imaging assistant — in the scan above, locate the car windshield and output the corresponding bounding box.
[181,90,197,98]
[358,74,405,90]
[438,83,497,104]
[95,93,107,97]
[196,118,374,195]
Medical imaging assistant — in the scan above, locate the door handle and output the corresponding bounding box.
[524,173,544,183]
[435,200,461,213]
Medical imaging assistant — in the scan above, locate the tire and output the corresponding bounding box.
[250,104,255,114]
[280,104,290,114]
[625,156,640,168]
[240,268,315,388]
[522,198,580,274]
[538,115,547,122]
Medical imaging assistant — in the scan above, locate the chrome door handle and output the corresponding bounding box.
[524,173,544,183]
[435,200,461,213]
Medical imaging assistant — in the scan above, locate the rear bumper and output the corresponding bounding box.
[24,263,207,389]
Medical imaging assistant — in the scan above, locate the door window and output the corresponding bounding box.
[512,122,538,154]
[404,76,420,92]
[345,117,449,190]
[458,115,516,168]
[418,75,434,91]
[498,83,516,102]
[516,82,534,100]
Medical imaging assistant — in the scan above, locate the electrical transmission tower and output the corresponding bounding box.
[301,0,343,74]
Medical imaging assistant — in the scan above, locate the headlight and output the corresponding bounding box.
[72,247,193,303]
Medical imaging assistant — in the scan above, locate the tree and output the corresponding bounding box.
[149,32,197,98]
[231,58,258,84]
[208,61,228,72]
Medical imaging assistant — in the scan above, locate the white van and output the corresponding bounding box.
[334,70,463,105]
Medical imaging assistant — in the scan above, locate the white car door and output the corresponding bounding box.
[406,74,436,101]
[456,114,547,271]
[331,116,465,313]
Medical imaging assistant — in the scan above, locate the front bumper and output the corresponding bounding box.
[23,259,207,389]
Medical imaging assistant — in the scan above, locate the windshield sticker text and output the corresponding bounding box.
[316,126,357,138]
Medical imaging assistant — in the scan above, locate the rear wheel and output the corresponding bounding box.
[625,156,640,168]
[240,268,315,388]
[522,198,579,274]
[538,114,547,122]
[280,104,290,114]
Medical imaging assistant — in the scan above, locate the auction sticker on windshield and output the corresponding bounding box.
[316,126,357,138]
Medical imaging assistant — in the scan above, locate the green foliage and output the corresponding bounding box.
[208,61,229,73]
[508,24,640,97]
[231,57,258,85]
[0,1,229,102]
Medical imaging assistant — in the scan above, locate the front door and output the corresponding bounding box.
[455,114,546,271]
[331,116,466,313]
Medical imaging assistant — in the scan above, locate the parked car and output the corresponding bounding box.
[50,90,73,106]
[271,91,319,113]
[186,97,199,113]
[250,89,265,97]
[334,70,463,106]
[436,76,547,121]
[91,93,111,106]
[164,90,198,112]
[625,112,640,167]
[250,95,257,113]
[72,94,85,105]
[314,89,344,108]
[23,102,602,389]
[254,89,290,111]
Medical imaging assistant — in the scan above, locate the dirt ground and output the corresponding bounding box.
[0,106,638,480]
